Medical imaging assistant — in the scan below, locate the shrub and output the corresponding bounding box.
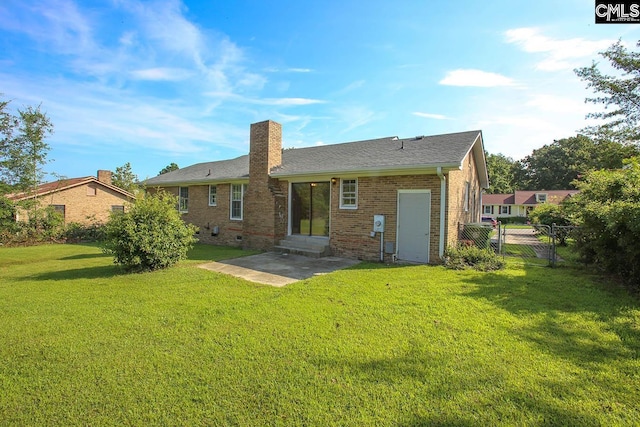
[64,218,106,243]
[102,191,198,272]
[497,216,528,225]
[461,224,492,249]
[565,157,640,288]
[444,245,505,271]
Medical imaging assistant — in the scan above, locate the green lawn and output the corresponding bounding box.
[1,244,639,426]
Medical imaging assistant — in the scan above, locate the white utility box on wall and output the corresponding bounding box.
[373,215,385,233]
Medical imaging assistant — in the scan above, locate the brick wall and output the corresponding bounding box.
[156,185,245,247]
[243,120,287,250]
[446,151,482,246]
[31,182,131,224]
[330,175,443,263]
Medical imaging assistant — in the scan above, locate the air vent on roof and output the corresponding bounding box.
[415,135,424,140]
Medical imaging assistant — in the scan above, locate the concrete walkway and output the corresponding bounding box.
[503,227,552,260]
[199,252,360,287]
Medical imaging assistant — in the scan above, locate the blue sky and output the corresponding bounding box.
[2,0,639,181]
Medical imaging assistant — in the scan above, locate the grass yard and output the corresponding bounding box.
[1,244,639,426]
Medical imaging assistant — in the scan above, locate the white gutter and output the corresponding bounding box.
[437,166,446,259]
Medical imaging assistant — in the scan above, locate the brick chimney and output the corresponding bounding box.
[244,120,286,250]
[97,170,112,185]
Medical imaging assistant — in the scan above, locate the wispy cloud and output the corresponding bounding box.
[412,112,449,120]
[130,67,193,81]
[264,67,313,73]
[259,97,324,106]
[439,69,515,87]
[504,27,614,71]
[335,105,382,134]
[525,94,590,114]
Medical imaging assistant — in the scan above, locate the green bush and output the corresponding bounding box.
[1,206,65,246]
[64,218,106,243]
[496,216,528,225]
[565,157,640,288]
[444,244,505,271]
[462,224,492,249]
[102,191,198,272]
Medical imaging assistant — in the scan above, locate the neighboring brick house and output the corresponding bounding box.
[482,190,579,220]
[144,120,489,264]
[8,170,135,224]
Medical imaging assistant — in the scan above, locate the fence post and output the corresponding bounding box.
[551,223,556,268]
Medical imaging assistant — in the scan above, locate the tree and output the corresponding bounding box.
[0,97,53,194]
[485,153,517,194]
[112,162,139,194]
[515,135,638,190]
[564,157,640,287]
[102,191,198,272]
[575,40,640,144]
[158,162,179,175]
[527,203,572,245]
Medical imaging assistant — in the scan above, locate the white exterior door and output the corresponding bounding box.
[397,190,431,263]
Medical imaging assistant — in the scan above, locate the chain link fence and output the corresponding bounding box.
[457,222,580,267]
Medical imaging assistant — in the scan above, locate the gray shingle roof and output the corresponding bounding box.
[144,130,486,186]
[145,155,249,186]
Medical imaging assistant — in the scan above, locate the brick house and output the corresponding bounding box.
[482,190,579,220]
[8,170,135,224]
[144,120,489,263]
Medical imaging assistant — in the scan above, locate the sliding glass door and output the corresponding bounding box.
[291,182,330,236]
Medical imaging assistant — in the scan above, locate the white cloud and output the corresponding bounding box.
[260,98,325,106]
[439,69,516,87]
[130,67,193,81]
[525,94,590,115]
[504,27,614,71]
[412,112,449,120]
[264,67,313,73]
[335,106,383,134]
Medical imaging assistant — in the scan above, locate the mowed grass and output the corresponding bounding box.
[1,244,639,426]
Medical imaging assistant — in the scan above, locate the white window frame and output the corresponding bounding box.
[340,178,358,209]
[179,187,189,213]
[500,205,510,215]
[463,181,470,212]
[536,193,547,203]
[483,205,492,214]
[230,184,246,220]
[208,185,217,206]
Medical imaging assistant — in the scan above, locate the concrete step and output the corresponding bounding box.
[274,236,330,258]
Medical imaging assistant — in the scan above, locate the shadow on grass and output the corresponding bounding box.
[460,266,640,382]
[22,265,124,281]
[186,244,260,262]
[61,253,111,260]
[315,345,603,426]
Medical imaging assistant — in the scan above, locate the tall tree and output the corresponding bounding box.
[485,153,517,194]
[112,162,139,194]
[575,40,640,144]
[0,97,53,195]
[158,162,179,175]
[516,135,638,190]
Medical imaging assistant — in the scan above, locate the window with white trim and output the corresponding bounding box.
[230,184,246,220]
[463,181,470,212]
[179,187,189,212]
[500,205,510,215]
[209,185,217,206]
[340,179,357,209]
[484,205,492,214]
[535,193,547,203]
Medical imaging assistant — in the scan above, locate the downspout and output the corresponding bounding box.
[437,167,446,259]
